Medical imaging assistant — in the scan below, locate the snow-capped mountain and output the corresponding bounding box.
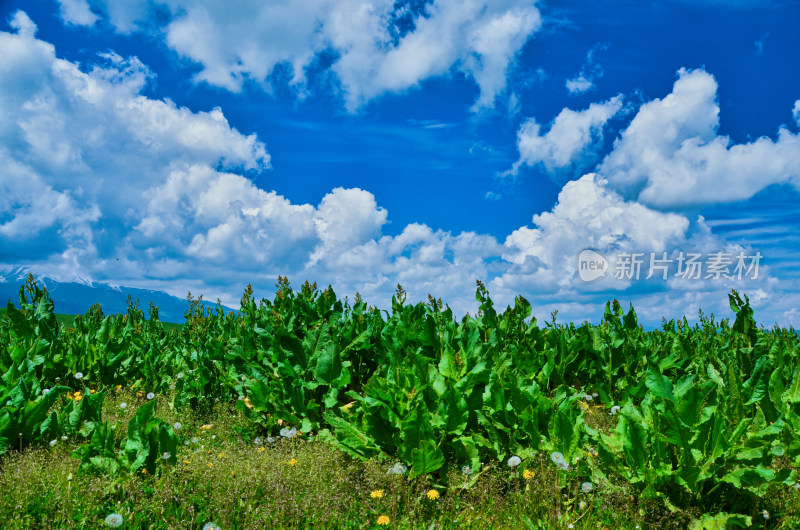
[0,267,233,323]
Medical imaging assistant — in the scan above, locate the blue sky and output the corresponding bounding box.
[1,0,798,328]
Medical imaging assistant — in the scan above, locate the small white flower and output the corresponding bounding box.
[119,402,127,409]
[461,465,472,475]
[74,372,84,380]
[105,513,124,527]
[42,388,50,395]
[568,525,574,529]
[584,393,593,401]
[211,435,216,440]
[507,456,521,468]
[762,510,770,520]
[176,372,184,379]
[49,439,57,446]
[581,482,593,493]
[61,436,67,441]
[146,392,155,400]
[162,452,171,460]
[609,405,621,415]
[55,377,60,381]
[592,393,598,397]
[238,396,244,400]
[173,422,182,430]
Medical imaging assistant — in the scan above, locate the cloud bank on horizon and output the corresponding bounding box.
[1,0,799,328]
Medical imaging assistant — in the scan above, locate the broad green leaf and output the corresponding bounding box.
[409,439,445,479]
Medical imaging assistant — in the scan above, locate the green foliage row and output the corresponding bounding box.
[1,274,799,524]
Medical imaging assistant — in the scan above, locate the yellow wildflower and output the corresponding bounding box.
[183,460,191,464]
[257,447,266,453]
[217,452,225,458]
[370,490,384,498]
[200,423,214,431]
[90,389,96,394]
[74,395,83,402]
[426,489,440,500]
[208,462,214,468]
[244,397,253,409]
[287,458,298,467]
[523,469,535,480]
[377,515,390,526]
[116,385,122,390]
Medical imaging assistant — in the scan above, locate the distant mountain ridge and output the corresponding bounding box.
[0,267,233,324]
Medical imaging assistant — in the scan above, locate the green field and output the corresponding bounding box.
[1,276,799,528]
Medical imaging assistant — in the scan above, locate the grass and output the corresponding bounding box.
[2,387,798,529]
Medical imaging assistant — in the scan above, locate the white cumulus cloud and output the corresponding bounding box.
[75,0,543,112]
[599,68,800,208]
[55,0,98,26]
[510,95,624,177]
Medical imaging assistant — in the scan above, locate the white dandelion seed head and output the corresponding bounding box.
[42,388,50,395]
[169,384,175,390]
[267,436,276,443]
[762,509,770,520]
[191,437,199,444]
[202,523,220,530]
[550,452,564,464]
[146,392,155,400]
[61,436,67,441]
[119,403,127,409]
[162,452,171,460]
[105,513,124,527]
[176,372,184,379]
[254,437,263,445]
[579,500,587,510]
[74,373,84,380]
[461,465,472,475]
[173,422,182,430]
[584,394,593,401]
[387,463,407,475]
[507,456,521,467]
[49,439,57,446]
[609,405,621,415]
[581,482,594,493]
[211,435,216,440]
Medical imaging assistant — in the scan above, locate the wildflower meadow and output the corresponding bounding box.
[1,274,799,528]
